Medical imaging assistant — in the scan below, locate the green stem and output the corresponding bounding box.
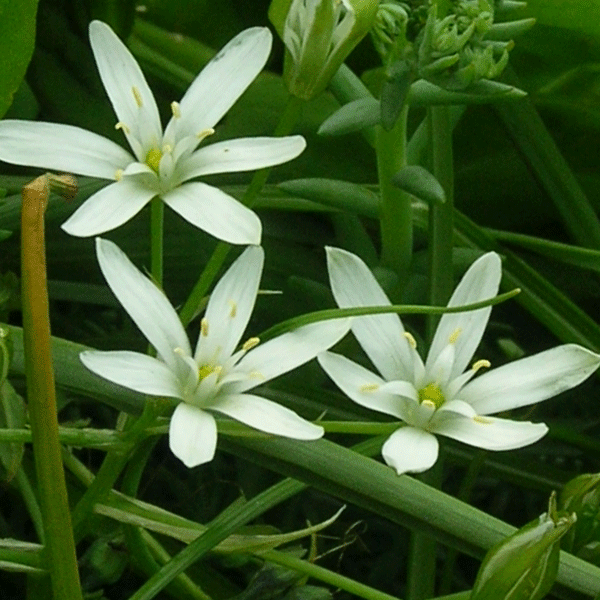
[126,437,383,600]
[427,105,455,342]
[406,462,442,600]
[262,549,402,600]
[150,196,164,286]
[178,94,304,326]
[71,402,162,542]
[376,105,412,286]
[20,175,83,600]
[439,450,487,595]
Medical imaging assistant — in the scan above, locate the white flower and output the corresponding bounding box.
[0,22,306,244]
[81,239,350,468]
[318,247,600,475]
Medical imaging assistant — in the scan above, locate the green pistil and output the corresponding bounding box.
[146,148,162,173]
[418,383,445,409]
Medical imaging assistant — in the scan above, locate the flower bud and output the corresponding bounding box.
[559,473,600,560]
[269,0,378,100]
[471,492,576,600]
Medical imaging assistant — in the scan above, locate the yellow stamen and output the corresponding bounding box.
[171,101,181,118]
[132,86,143,108]
[403,331,417,348]
[115,169,124,181]
[200,318,209,337]
[228,300,237,318]
[359,384,379,393]
[418,382,445,409]
[146,148,162,173]
[448,328,462,344]
[115,121,131,134]
[472,359,491,373]
[242,337,260,351]
[197,128,215,143]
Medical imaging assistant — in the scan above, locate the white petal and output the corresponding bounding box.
[233,319,351,392]
[460,344,600,415]
[0,120,133,178]
[164,28,272,145]
[80,350,182,398]
[89,21,162,159]
[162,182,261,245]
[177,136,306,181]
[326,247,415,381]
[61,177,156,237]
[318,351,409,419]
[95,238,191,367]
[169,404,218,467]
[211,393,323,439]
[195,246,264,365]
[426,252,501,379]
[431,413,548,451]
[381,427,439,475]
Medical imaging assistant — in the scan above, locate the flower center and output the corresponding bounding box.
[146,148,162,173]
[418,382,446,409]
[198,364,221,380]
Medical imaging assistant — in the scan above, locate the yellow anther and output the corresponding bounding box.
[418,382,445,409]
[200,318,209,337]
[448,328,462,344]
[115,121,131,134]
[146,148,162,173]
[162,144,172,154]
[115,169,124,181]
[473,415,492,425]
[403,331,417,349]
[242,337,260,351]
[196,128,215,142]
[171,101,181,118]
[228,300,237,318]
[198,364,214,379]
[359,384,379,393]
[472,359,491,373]
[132,86,143,108]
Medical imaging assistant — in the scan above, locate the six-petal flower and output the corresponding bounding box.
[81,239,350,468]
[318,247,600,475]
[0,21,306,244]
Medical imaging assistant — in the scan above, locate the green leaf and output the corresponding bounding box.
[318,97,380,136]
[95,490,344,554]
[0,0,39,118]
[471,495,576,600]
[392,165,446,205]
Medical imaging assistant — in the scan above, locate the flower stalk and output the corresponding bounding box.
[21,174,83,600]
[427,104,455,341]
[376,103,412,284]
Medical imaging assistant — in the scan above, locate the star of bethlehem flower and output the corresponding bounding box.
[81,239,350,468]
[0,21,306,244]
[318,247,600,476]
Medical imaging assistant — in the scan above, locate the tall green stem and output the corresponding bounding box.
[179,94,304,326]
[376,104,412,286]
[427,105,454,342]
[150,196,164,286]
[21,175,83,600]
